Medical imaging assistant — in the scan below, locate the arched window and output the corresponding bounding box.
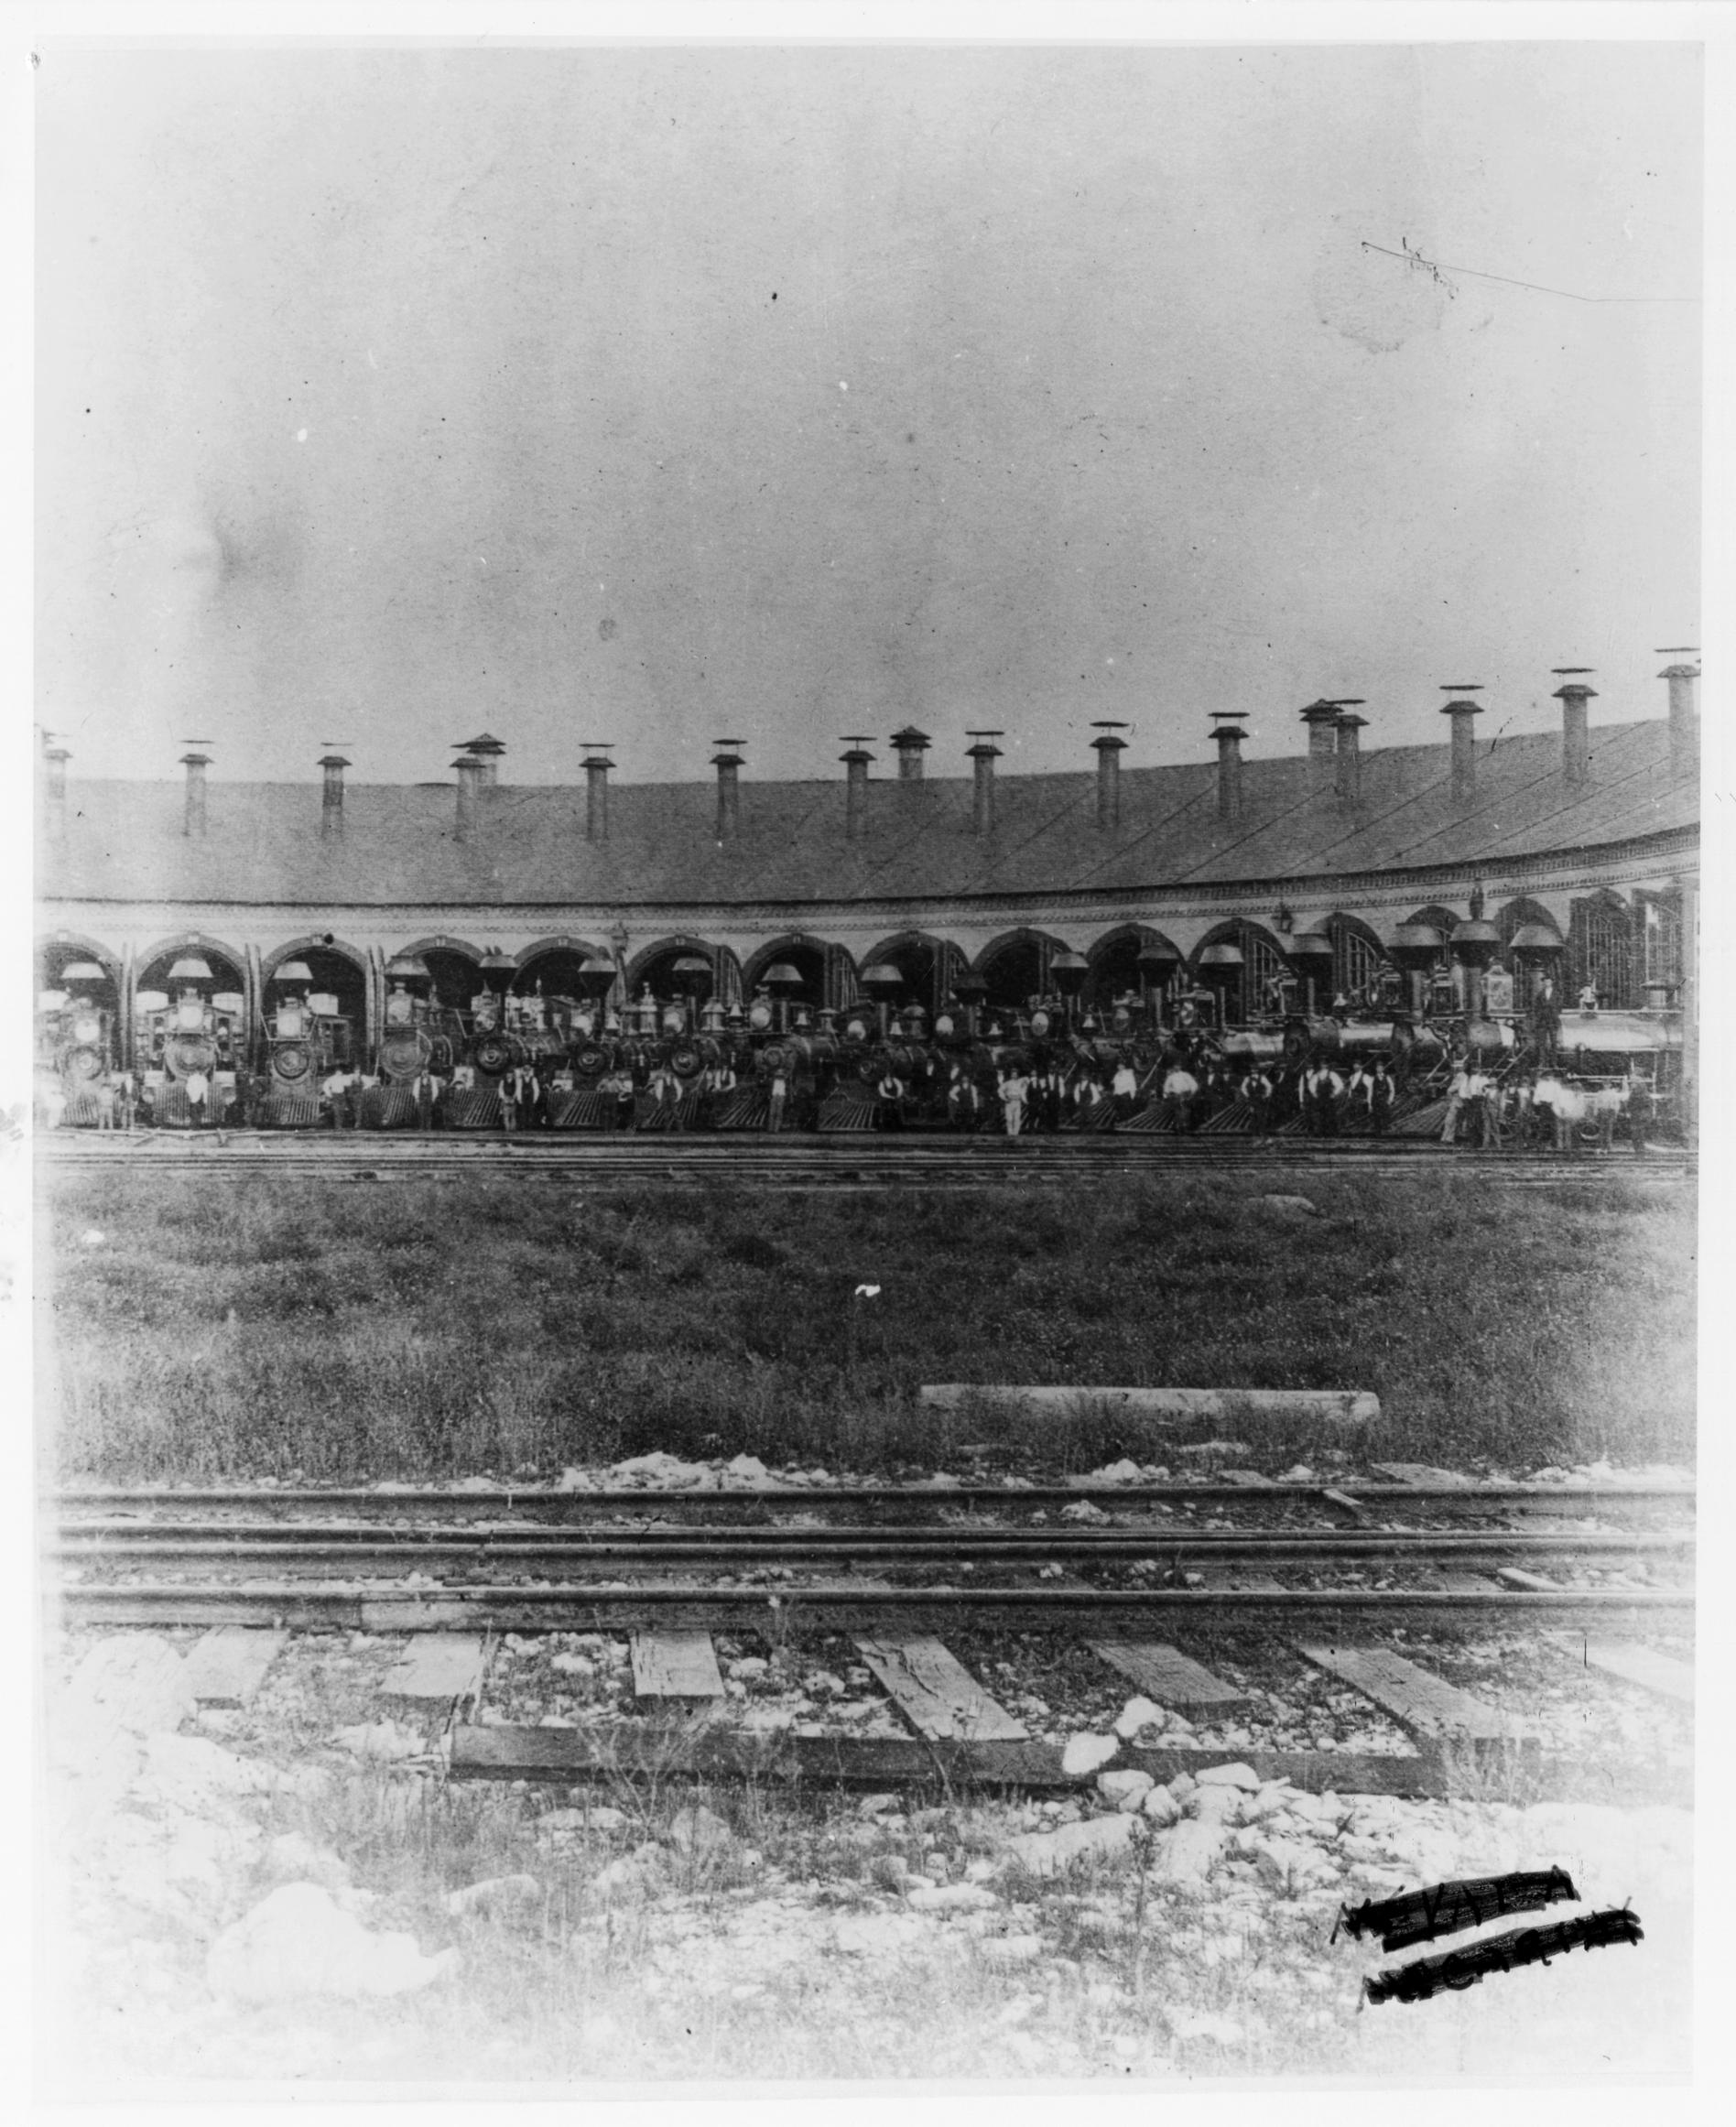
[1325,916,1387,1005]
[1568,893,1634,1010]
[1637,889,1683,997]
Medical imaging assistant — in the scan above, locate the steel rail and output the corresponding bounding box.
[51,1481,1696,1514]
[53,1582,1695,1629]
[50,1529,1692,1565]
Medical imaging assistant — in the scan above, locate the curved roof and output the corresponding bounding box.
[38,720,1692,911]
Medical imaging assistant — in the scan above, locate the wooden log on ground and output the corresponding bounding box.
[449,1721,1452,1796]
[919,1385,1380,1427]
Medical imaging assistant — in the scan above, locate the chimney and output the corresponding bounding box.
[454,732,506,787]
[1551,669,1596,787]
[1091,721,1128,829]
[1658,650,1699,784]
[841,738,874,840]
[180,745,212,838]
[453,754,482,841]
[712,740,744,842]
[890,725,931,781]
[966,731,1003,835]
[318,752,350,838]
[1210,714,1246,821]
[1334,711,1366,802]
[43,743,70,844]
[582,747,613,842]
[1438,686,1483,804]
[1300,699,1340,796]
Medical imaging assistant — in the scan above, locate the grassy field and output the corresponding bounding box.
[39,1167,1695,1482]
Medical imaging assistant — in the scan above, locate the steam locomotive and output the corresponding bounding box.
[38,944,1686,1140]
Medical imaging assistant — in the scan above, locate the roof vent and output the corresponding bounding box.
[1332,701,1367,803]
[581,743,613,843]
[42,737,70,844]
[1091,721,1128,830]
[452,754,483,841]
[453,732,506,787]
[1657,649,1699,785]
[1210,713,1247,822]
[966,730,1003,836]
[841,737,874,840]
[1299,699,1340,795]
[1551,668,1596,787]
[318,747,351,838]
[711,739,744,842]
[890,725,931,781]
[1438,686,1483,805]
[180,742,212,838]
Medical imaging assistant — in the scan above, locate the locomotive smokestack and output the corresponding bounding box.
[1210,714,1246,822]
[712,740,744,842]
[1334,708,1366,802]
[1300,699,1340,796]
[841,740,874,840]
[967,732,1003,836]
[1439,687,1483,805]
[582,748,613,842]
[318,752,350,838]
[453,754,483,842]
[43,742,70,844]
[1551,670,1596,787]
[180,745,212,838]
[1658,651,1699,784]
[890,725,931,781]
[1091,721,1128,829]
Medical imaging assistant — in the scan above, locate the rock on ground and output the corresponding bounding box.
[206,1883,460,2002]
[1005,1812,1143,1875]
[1061,1733,1121,1776]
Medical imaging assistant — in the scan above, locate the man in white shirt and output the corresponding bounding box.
[999,1069,1028,1137]
[1161,1060,1199,1131]
[1440,1059,1475,1145]
[1535,1071,1585,1155]
[185,1068,211,1128]
[1304,1060,1344,1135]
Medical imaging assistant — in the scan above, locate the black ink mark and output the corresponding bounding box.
[1361,238,1699,306]
[1365,1906,1643,2007]
[1335,1868,1578,1953]
[598,618,617,641]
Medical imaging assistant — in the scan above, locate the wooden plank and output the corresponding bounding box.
[1297,1642,1524,1742]
[1222,1470,1277,1489]
[629,1630,725,1701]
[1091,1640,1246,1708]
[450,1722,1453,1797]
[1559,1636,1694,1705]
[1320,1489,1367,1522]
[1496,1567,1560,1593]
[855,1635,1027,1742]
[49,1633,192,1770]
[381,1633,485,1701]
[921,1385,1380,1427]
[180,1627,287,1708]
[1437,1572,1503,1595]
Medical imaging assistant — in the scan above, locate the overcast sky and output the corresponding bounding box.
[35,39,1700,788]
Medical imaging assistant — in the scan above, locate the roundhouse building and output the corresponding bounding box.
[36,661,1698,1106]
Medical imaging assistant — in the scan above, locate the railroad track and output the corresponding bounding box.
[51,1476,1694,1800]
[39,1132,1693,1185]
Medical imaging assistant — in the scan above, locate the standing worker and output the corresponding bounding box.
[766,1062,790,1134]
